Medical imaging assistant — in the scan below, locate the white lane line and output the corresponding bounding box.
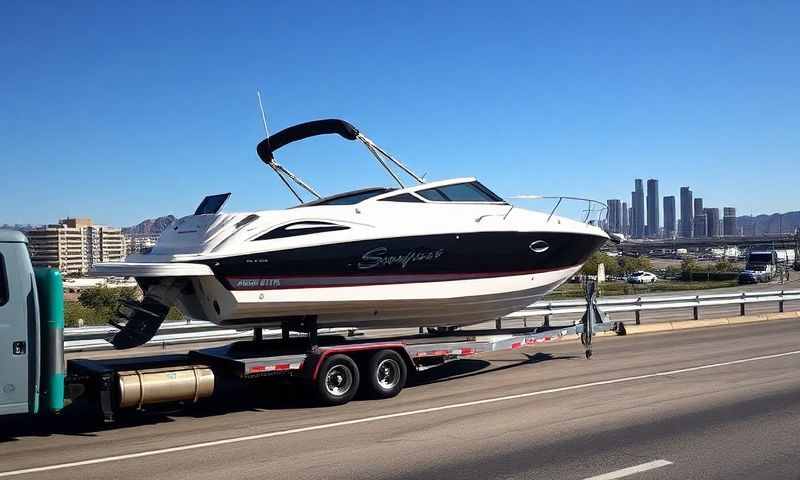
[583,459,673,480]
[1,349,798,478]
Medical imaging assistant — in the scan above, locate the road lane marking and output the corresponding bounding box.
[583,459,673,480]
[1,349,798,478]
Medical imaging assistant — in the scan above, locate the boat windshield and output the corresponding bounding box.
[417,181,505,203]
[298,187,396,207]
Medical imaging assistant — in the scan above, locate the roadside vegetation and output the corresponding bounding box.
[64,286,183,327]
[547,279,739,299]
[545,252,741,299]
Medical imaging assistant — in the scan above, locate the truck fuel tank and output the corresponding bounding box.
[117,365,214,409]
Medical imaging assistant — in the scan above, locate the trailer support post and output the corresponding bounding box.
[281,321,290,341]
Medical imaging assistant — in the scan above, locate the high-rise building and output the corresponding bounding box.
[679,187,693,238]
[646,179,660,237]
[631,179,645,238]
[86,225,126,265]
[704,208,720,238]
[693,214,707,238]
[693,198,706,238]
[27,224,87,275]
[622,201,629,236]
[723,207,737,236]
[28,218,125,275]
[663,196,676,238]
[607,199,623,233]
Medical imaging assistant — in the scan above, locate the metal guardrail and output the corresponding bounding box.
[64,289,800,351]
[506,289,800,324]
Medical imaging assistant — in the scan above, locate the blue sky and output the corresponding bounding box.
[1,1,798,226]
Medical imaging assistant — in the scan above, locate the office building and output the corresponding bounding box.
[607,199,623,233]
[723,207,737,236]
[28,218,125,275]
[663,196,676,238]
[692,198,705,238]
[622,201,629,236]
[646,179,660,237]
[125,233,161,254]
[631,179,645,238]
[704,208,720,238]
[679,187,693,238]
[86,225,126,265]
[27,224,87,275]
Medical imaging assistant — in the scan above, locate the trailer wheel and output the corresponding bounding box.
[364,349,407,399]
[315,354,360,405]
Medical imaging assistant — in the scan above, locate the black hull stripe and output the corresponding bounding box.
[225,265,577,290]
[207,231,606,291]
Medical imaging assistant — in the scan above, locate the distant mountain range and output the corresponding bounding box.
[123,215,176,236]
[736,211,800,236]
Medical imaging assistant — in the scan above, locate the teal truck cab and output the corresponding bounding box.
[0,230,64,417]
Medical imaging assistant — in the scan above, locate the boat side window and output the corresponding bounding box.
[378,193,423,203]
[254,221,350,241]
[0,253,7,306]
[299,188,395,207]
[418,182,505,203]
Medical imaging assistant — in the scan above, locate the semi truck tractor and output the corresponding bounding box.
[1,230,610,422]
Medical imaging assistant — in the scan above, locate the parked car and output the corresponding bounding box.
[627,271,658,284]
[738,268,772,285]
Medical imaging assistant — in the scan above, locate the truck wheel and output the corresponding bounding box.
[315,354,360,406]
[364,349,407,399]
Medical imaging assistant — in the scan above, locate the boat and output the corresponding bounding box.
[94,119,610,348]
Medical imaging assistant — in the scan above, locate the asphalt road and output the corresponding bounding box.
[4,318,799,479]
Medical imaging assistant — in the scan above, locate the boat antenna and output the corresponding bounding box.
[256,89,305,203]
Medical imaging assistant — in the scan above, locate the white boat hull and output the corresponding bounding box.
[184,265,581,329]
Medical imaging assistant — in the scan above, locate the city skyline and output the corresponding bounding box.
[608,178,742,239]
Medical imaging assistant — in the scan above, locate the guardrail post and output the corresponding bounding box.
[740,292,746,316]
[496,318,502,329]
[543,314,551,328]
[635,296,642,325]
[779,290,784,313]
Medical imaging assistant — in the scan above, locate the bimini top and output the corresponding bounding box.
[253,119,424,204]
[256,119,359,164]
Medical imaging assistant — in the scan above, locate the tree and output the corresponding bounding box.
[581,252,621,276]
[77,286,140,323]
[712,260,738,272]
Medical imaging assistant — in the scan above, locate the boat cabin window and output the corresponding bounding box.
[378,193,423,203]
[299,188,396,207]
[417,182,504,203]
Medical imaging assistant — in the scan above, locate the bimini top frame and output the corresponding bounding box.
[256,119,424,203]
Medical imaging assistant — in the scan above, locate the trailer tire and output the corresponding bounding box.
[315,354,360,406]
[364,349,407,399]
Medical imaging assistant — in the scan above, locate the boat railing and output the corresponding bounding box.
[511,195,608,225]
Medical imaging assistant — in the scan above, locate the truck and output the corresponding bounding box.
[0,230,612,422]
[738,248,794,284]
